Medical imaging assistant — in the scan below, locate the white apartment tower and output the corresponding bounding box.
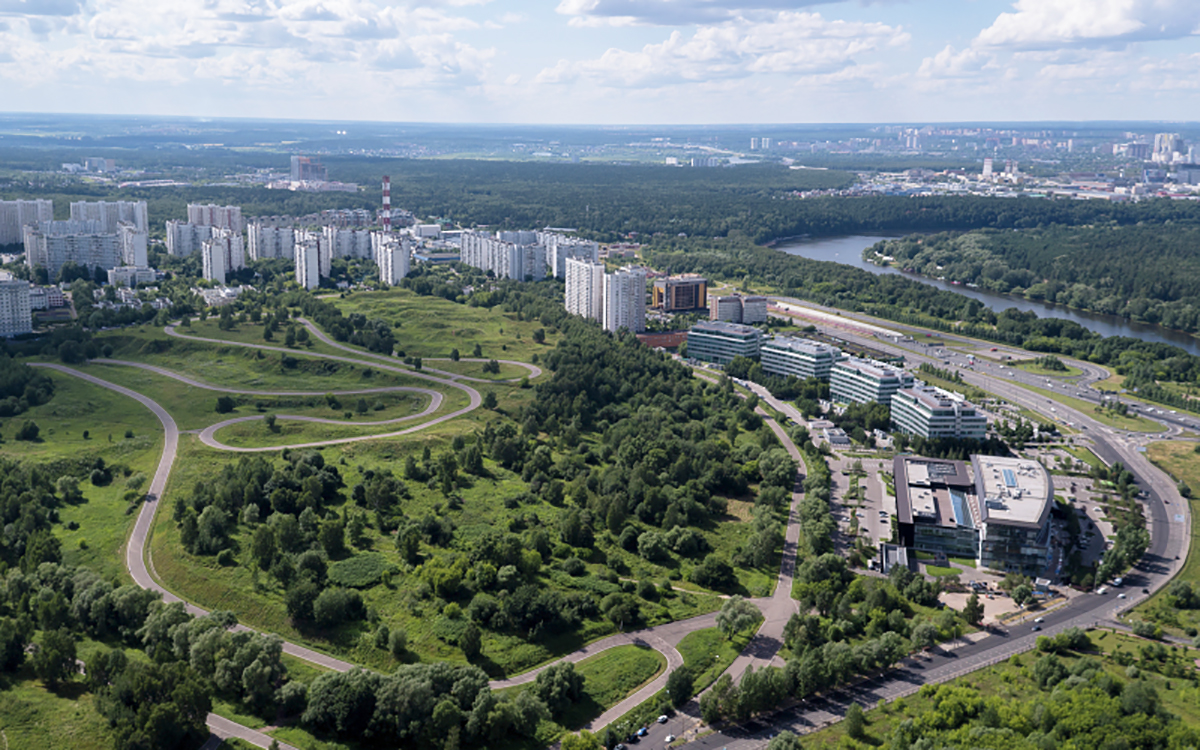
[118,222,148,267]
[0,277,33,337]
[69,201,148,232]
[0,200,53,246]
[540,231,600,278]
[187,204,244,233]
[295,237,321,290]
[200,228,245,283]
[24,221,121,279]
[165,220,213,257]
[372,232,410,285]
[564,257,605,322]
[603,266,647,333]
[460,231,547,281]
[323,226,373,260]
[247,221,294,261]
[295,230,330,277]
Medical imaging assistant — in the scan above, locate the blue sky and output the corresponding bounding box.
[0,0,1198,124]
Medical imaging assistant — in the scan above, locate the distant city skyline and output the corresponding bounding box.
[0,0,1198,124]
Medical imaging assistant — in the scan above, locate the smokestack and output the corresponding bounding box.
[382,175,391,233]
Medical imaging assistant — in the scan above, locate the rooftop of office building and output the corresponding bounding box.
[898,385,974,410]
[690,320,760,336]
[833,357,909,380]
[971,455,1053,529]
[763,336,841,356]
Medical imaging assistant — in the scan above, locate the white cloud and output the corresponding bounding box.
[917,44,993,78]
[536,11,907,88]
[555,0,850,27]
[977,0,1200,49]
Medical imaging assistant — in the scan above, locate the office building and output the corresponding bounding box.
[830,358,914,406]
[69,200,148,232]
[460,230,546,281]
[652,275,707,311]
[891,386,988,440]
[247,221,294,261]
[1153,133,1186,164]
[893,455,1053,575]
[118,222,148,267]
[295,237,322,290]
[108,266,157,288]
[760,337,844,380]
[24,221,121,279]
[165,221,213,257]
[200,228,245,283]
[709,293,767,323]
[290,156,327,182]
[687,320,762,364]
[187,204,244,233]
[372,233,410,285]
[0,276,33,337]
[603,266,647,333]
[565,257,605,322]
[540,232,600,277]
[0,199,53,246]
[323,226,372,260]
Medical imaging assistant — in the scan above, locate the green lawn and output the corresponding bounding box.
[0,671,116,750]
[1020,382,1163,433]
[676,622,761,695]
[558,645,667,730]
[924,565,959,577]
[1017,361,1084,378]
[426,359,533,381]
[1134,441,1200,637]
[334,288,559,363]
[209,401,452,449]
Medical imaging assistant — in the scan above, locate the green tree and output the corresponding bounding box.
[215,396,236,413]
[450,348,460,361]
[483,391,498,410]
[963,592,984,626]
[1012,583,1034,608]
[251,524,277,571]
[844,702,865,739]
[716,596,760,640]
[32,628,77,689]
[665,665,695,708]
[459,622,482,660]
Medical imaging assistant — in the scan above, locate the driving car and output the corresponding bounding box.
[1032,625,1042,631]
[666,735,676,743]
[657,715,669,724]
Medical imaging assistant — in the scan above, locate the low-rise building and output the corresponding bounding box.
[652,275,707,311]
[830,358,914,406]
[107,266,157,288]
[687,320,762,364]
[891,385,988,440]
[760,337,845,380]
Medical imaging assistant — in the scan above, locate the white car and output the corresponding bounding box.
[1118,593,1127,599]
[666,735,676,743]
[657,715,668,724]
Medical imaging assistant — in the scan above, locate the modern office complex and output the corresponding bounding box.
[372,233,410,285]
[891,386,988,440]
[687,320,762,364]
[830,358,915,405]
[69,200,148,232]
[200,228,245,283]
[652,275,707,311]
[0,199,53,246]
[564,256,605,322]
[709,293,768,324]
[23,221,121,279]
[0,276,33,337]
[460,230,547,281]
[893,455,1053,575]
[540,232,599,278]
[247,222,294,261]
[187,204,244,233]
[165,221,214,257]
[760,337,844,380]
[108,266,157,287]
[603,266,647,333]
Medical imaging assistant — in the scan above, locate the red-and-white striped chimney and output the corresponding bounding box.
[382,175,392,233]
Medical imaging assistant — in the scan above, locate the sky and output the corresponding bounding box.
[0,0,1198,124]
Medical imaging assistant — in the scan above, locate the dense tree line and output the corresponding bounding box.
[0,352,54,417]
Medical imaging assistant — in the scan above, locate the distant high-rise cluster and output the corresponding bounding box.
[69,200,148,232]
[1153,133,1187,164]
[290,156,328,182]
[0,199,52,246]
[564,257,647,333]
[187,203,244,233]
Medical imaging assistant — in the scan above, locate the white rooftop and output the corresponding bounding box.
[975,455,1051,526]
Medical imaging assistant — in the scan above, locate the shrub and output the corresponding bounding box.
[216,549,236,566]
[15,421,39,441]
[215,396,236,413]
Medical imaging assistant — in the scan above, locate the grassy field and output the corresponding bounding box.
[1020,382,1163,433]
[676,622,761,695]
[334,288,559,363]
[1017,360,1085,378]
[1134,441,1200,637]
[797,629,1200,748]
[86,361,435,431]
[6,370,163,583]
[425,358,533,381]
[209,403,449,448]
[558,645,666,730]
[0,673,116,750]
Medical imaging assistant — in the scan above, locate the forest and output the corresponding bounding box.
[869,226,1200,335]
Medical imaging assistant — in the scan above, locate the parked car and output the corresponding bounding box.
[657,715,669,724]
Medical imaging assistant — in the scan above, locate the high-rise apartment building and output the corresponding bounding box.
[564,257,605,322]
[0,199,53,246]
[295,230,330,277]
[165,220,213,257]
[0,276,33,337]
[295,237,322,290]
[323,226,373,260]
[603,266,647,333]
[1153,133,1186,163]
[24,221,121,279]
[69,201,148,232]
[246,221,294,261]
[118,222,148,267]
[187,204,244,233]
[539,232,600,277]
[200,228,245,283]
[290,156,327,182]
[372,232,410,285]
[460,231,546,281]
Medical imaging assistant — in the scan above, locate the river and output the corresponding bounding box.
[775,235,1200,357]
